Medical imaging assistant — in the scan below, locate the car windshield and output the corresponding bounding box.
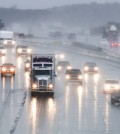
[2,63,14,66]
[66,69,81,74]
[85,62,96,67]
[34,70,51,75]
[105,80,119,84]
[17,46,28,49]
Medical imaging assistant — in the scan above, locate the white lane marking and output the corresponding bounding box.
[9,91,27,134]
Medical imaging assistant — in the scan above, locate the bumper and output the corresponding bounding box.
[1,72,15,75]
[31,88,54,93]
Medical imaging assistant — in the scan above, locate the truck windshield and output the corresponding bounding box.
[34,70,51,75]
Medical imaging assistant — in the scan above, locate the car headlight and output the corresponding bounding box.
[32,83,37,89]
[57,66,62,70]
[3,40,7,44]
[12,41,15,45]
[84,66,89,71]
[17,48,22,53]
[48,84,54,89]
[66,75,70,79]
[115,85,119,89]
[2,67,6,72]
[27,49,31,53]
[67,66,72,70]
[78,75,82,79]
[94,67,98,71]
[25,63,30,68]
[10,68,15,72]
[60,54,64,59]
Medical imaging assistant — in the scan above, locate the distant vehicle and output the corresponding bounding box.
[84,62,98,73]
[16,45,32,56]
[55,51,65,60]
[25,59,31,71]
[111,92,120,106]
[1,63,15,76]
[0,45,6,56]
[68,33,76,40]
[30,54,57,94]
[0,30,16,46]
[56,60,72,72]
[65,69,82,84]
[104,80,120,93]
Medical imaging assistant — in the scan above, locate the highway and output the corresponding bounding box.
[0,40,120,134]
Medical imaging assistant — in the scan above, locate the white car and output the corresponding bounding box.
[16,45,32,56]
[55,51,65,60]
[104,79,120,93]
[56,60,72,72]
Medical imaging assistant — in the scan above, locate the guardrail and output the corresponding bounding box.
[17,38,120,64]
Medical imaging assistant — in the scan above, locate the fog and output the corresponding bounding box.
[0,0,120,9]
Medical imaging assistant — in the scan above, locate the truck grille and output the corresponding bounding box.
[39,80,47,86]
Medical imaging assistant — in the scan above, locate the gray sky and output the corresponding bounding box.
[0,0,120,9]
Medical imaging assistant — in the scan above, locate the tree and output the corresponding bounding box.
[0,19,5,30]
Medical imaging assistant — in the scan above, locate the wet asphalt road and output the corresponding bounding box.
[0,42,120,134]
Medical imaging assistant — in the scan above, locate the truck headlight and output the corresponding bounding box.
[66,75,70,79]
[10,68,15,72]
[57,66,62,70]
[104,84,109,89]
[25,63,30,68]
[12,41,15,45]
[115,85,119,89]
[2,67,6,72]
[78,75,82,79]
[32,83,37,89]
[94,67,98,71]
[27,49,31,53]
[48,84,54,89]
[84,66,89,71]
[17,48,22,53]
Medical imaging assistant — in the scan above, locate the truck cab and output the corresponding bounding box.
[31,55,56,94]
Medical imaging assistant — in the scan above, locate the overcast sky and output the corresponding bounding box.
[0,0,120,9]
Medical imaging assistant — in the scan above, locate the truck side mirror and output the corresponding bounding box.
[54,72,57,77]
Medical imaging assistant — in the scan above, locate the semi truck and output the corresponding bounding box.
[0,30,16,45]
[30,54,57,94]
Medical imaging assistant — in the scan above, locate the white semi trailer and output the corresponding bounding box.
[0,30,16,45]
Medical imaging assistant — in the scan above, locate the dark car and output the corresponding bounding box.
[57,61,72,72]
[65,69,82,84]
[16,45,32,56]
[111,92,120,106]
[84,62,98,73]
